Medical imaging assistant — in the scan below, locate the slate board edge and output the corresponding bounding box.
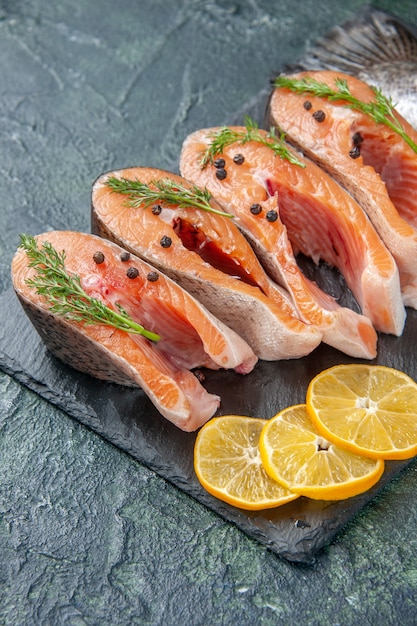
[0,288,413,564]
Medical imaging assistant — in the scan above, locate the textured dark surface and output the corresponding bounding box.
[1,287,415,564]
[2,1,417,624]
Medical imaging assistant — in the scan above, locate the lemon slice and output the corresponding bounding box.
[259,404,384,500]
[306,364,417,460]
[194,415,298,510]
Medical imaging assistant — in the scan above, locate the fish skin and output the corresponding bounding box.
[179,128,392,359]
[91,167,323,361]
[12,231,259,431]
[290,5,417,129]
[268,68,417,310]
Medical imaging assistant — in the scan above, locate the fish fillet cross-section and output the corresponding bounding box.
[91,167,323,361]
[11,231,258,431]
[179,126,406,358]
[291,6,417,130]
[268,69,417,309]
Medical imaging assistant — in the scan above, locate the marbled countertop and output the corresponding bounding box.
[1,1,417,624]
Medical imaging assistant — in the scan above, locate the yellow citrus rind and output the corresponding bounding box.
[194,415,299,510]
[306,364,417,460]
[259,404,385,501]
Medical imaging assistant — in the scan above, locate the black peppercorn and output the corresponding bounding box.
[93,251,105,264]
[214,158,226,168]
[303,100,312,111]
[120,251,130,262]
[266,210,278,222]
[193,369,205,382]
[250,203,262,215]
[152,204,162,215]
[160,235,172,248]
[215,168,227,180]
[147,271,159,282]
[352,132,363,146]
[233,153,245,165]
[312,110,326,122]
[349,146,361,159]
[126,266,139,279]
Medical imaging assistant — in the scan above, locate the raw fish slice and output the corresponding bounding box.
[91,167,322,361]
[180,126,403,357]
[268,69,417,308]
[12,231,258,431]
[291,5,417,129]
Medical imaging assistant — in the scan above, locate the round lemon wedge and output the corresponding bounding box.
[306,364,417,460]
[259,404,384,500]
[194,415,298,510]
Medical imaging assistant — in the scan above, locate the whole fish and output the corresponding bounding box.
[291,5,417,129]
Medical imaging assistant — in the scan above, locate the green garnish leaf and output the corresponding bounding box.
[106,176,233,218]
[19,234,160,342]
[200,115,305,169]
[273,75,417,155]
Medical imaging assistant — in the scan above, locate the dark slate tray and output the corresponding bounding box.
[1,284,416,563]
[3,5,417,562]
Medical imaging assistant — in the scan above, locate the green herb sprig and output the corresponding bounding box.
[274,75,417,155]
[199,115,305,169]
[19,234,160,342]
[106,176,233,218]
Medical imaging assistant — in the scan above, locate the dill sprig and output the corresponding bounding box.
[106,176,233,218]
[199,115,306,169]
[274,75,417,155]
[19,234,160,342]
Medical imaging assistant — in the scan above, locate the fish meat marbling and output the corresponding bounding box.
[268,69,417,308]
[91,167,323,361]
[179,127,404,358]
[12,231,258,431]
